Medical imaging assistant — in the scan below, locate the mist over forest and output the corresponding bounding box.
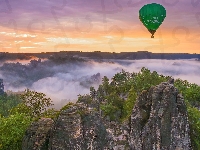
[0,56,200,108]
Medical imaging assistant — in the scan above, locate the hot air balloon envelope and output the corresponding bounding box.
[139,3,166,38]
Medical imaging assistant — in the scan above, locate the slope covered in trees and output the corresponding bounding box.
[0,68,200,149]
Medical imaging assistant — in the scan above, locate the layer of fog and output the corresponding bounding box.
[1,58,200,109]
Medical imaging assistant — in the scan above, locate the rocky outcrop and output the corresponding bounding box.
[22,80,192,150]
[129,80,192,150]
[22,118,54,150]
[48,104,111,149]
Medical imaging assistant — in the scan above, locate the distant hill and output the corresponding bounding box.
[1,51,200,61]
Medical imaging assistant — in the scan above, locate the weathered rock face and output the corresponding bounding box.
[22,118,54,150]
[22,81,192,150]
[48,104,111,150]
[129,81,192,150]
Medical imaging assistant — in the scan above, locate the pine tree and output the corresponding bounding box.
[0,79,4,95]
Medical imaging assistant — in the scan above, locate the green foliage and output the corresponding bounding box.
[187,106,200,150]
[0,113,32,150]
[60,102,75,112]
[90,87,96,100]
[0,89,55,150]
[98,67,168,121]
[10,103,32,117]
[12,89,54,118]
[0,93,21,117]
[175,79,200,107]
[77,94,92,106]
[132,67,168,93]
[122,87,137,121]
[101,103,119,121]
[40,108,60,121]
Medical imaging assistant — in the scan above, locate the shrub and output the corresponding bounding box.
[0,113,32,150]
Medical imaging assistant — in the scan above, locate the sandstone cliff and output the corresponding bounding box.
[22,80,192,150]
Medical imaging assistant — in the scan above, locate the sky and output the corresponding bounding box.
[0,0,199,53]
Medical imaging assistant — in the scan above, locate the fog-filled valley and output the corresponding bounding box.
[1,56,200,150]
[1,56,200,108]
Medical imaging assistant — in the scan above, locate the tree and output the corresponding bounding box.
[0,79,4,95]
[0,90,55,150]
[90,86,96,100]
[0,93,21,117]
[11,89,53,118]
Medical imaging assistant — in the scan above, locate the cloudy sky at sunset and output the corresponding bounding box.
[0,0,199,53]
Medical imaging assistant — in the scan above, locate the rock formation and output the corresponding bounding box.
[22,81,192,150]
[22,118,54,150]
[48,104,111,150]
[129,80,191,150]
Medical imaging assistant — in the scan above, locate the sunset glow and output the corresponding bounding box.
[0,0,199,53]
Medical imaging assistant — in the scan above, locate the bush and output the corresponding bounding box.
[0,113,32,150]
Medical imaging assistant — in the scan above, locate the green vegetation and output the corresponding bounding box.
[0,113,31,150]
[0,90,55,150]
[0,67,200,149]
[10,89,53,118]
[0,94,21,117]
[187,106,200,149]
[93,68,169,121]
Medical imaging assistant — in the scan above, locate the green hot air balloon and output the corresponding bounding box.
[139,3,166,38]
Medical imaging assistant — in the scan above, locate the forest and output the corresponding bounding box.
[0,67,200,150]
